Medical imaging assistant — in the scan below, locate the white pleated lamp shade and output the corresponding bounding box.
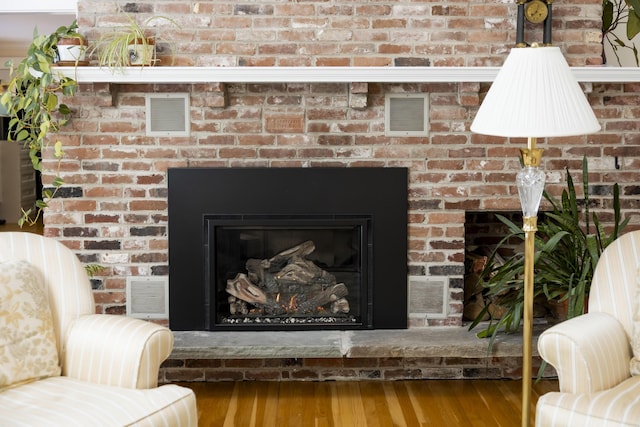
[471,46,601,138]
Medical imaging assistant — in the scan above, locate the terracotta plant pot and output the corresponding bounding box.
[545,298,568,325]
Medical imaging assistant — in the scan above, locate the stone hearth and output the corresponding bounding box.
[160,323,555,382]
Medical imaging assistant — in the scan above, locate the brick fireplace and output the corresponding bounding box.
[38,1,638,339]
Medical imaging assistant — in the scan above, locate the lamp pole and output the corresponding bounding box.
[517,139,545,427]
[521,215,536,427]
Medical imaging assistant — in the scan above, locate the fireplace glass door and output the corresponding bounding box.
[205,215,372,330]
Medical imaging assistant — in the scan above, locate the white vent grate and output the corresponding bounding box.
[145,93,190,137]
[126,276,169,319]
[385,94,429,136]
[408,278,448,319]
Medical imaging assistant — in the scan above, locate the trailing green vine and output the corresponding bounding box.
[0,21,81,226]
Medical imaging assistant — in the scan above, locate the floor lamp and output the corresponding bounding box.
[470,46,600,427]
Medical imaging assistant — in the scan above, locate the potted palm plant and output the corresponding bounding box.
[469,156,629,344]
[0,21,82,226]
[91,12,179,71]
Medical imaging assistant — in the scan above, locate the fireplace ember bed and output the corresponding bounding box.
[168,168,408,331]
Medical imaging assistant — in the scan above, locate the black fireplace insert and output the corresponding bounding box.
[168,167,408,331]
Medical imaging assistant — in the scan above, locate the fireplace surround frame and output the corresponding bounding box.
[168,167,408,331]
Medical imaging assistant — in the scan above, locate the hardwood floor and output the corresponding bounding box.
[181,379,559,427]
[0,221,43,234]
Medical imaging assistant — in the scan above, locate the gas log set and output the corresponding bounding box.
[223,240,354,325]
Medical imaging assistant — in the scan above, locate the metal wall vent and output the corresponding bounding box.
[408,278,448,319]
[126,276,169,319]
[145,93,190,137]
[385,93,429,137]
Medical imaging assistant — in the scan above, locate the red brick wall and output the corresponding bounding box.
[42,0,640,327]
[78,0,604,68]
[160,354,548,382]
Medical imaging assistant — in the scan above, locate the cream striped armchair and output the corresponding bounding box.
[0,232,197,426]
[536,230,640,426]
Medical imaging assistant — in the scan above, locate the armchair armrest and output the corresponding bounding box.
[538,312,632,394]
[62,314,174,389]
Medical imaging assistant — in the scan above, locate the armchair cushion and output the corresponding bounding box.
[0,376,197,427]
[536,376,640,427]
[631,268,640,376]
[0,259,60,389]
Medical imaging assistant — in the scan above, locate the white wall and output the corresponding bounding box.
[0,141,36,223]
[0,1,77,82]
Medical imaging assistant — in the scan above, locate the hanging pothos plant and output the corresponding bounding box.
[0,21,82,226]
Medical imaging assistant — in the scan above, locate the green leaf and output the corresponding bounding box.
[84,264,105,277]
[58,103,72,115]
[0,91,11,108]
[627,9,640,39]
[45,92,58,111]
[52,176,65,188]
[35,54,51,75]
[496,214,524,235]
[16,129,30,142]
[582,156,590,234]
[628,0,640,18]
[29,151,42,172]
[54,141,64,159]
[603,0,614,32]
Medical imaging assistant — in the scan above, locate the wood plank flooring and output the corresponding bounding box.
[0,221,44,234]
[181,379,559,427]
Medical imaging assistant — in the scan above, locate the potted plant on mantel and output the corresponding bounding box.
[0,20,84,226]
[56,34,89,65]
[91,12,179,72]
[468,156,629,346]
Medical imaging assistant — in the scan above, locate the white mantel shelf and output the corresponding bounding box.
[55,66,640,84]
